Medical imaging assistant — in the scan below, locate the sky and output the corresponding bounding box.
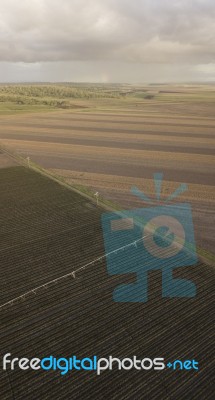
[0,0,215,83]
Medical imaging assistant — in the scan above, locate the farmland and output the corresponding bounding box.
[0,84,215,257]
[0,84,215,398]
[0,160,214,399]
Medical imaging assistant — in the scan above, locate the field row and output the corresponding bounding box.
[0,164,214,400]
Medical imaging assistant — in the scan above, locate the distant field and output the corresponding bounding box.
[0,84,215,254]
[0,83,125,115]
[1,83,215,115]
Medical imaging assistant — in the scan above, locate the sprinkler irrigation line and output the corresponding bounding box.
[0,234,150,310]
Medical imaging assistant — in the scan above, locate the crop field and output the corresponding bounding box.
[0,84,215,256]
[0,162,214,399]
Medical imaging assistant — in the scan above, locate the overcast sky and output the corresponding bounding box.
[0,0,215,83]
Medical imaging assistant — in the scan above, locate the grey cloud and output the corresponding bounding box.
[0,0,215,64]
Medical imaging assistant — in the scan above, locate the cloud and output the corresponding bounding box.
[0,0,215,64]
[194,63,215,74]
